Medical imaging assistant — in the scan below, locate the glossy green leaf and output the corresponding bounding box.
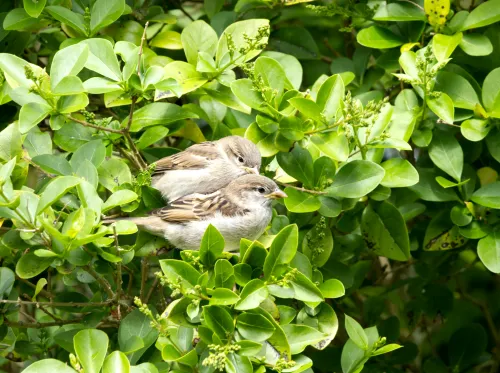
[357,26,404,49]
[235,279,268,310]
[236,313,275,342]
[471,182,500,208]
[461,0,500,30]
[381,158,419,188]
[325,160,385,199]
[428,130,463,181]
[74,329,109,373]
[36,176,81,214]
[203,305,234,341]
[477,232,500,273]
[200,224,225,267]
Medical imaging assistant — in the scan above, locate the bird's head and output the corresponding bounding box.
[226,174,287,207]
[219,136,261,175]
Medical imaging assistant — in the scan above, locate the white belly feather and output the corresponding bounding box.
[164,207,272,251]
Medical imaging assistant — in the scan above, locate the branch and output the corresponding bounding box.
[0,299,111,307]
[140,257,149,302]
[144,277,158,304]
[176,0,195,21]
[123,97,147,170]
[68,116,123,134]
[276,181,326,195]
[83,265,115,299]
[4,318,85,328]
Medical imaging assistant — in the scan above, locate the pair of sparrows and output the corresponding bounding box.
[114,136,287,251]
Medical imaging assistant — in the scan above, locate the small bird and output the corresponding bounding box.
[112,175,287,251]
[151,136,262,202]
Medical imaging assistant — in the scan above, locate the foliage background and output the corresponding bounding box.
[1,0,500,372]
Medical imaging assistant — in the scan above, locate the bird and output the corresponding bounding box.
[151,136,262,202]
[109,175,287,251]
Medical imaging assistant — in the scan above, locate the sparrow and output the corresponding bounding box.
[110,175,287,251]
[151,136,262,202]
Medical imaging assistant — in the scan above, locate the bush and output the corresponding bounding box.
[1,0,500,372]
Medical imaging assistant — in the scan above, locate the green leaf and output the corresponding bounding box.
[45,6,87,36]
[22,359,77,373]
[302,220,334,267]
[310,131,349,162]
[459,33,493,56]
[486,129,500,163]
[282,324,327,354]
[209,288,240,305]
[428,130,463,182]
[84,77,122,94]
[205,0,224,18]
[268,26,319,60]
[263,225,298,280]
[236,313,275,342]
[51,43,88,91]
[482,67,500,114]
[471,182,500,208]
[381,158,419,188]
[119,309,159,364]
[235,279,268,310]
[98,158,132,192]
[434,71,479,110]
[24,128,52,158]
[71,140,106,170]
[373,2,426,21]
[277,144,314,186]
[345,315,368,350]
[215,259,235,289]
[461,0,500,30]
[203,305,234,341]
[254,56,289,99]
[156,62,207,99]
[284,188,321,213]
[316,74,345,121]
[0,267,15,300]
[81,39,122,82]
[290,271,324,303]
[90,0,125,36]
[426,93,454,123]
[103,351,130,373]
[372,344,403,356]
[261,51,303,90]
[128,103,197,132]
[325,160,385,199]
[74,329,109,373]
[23,0,47,18]
[19,102,52,134]
[319,279,345,298]
[3,8,39,30]
[357,26,404,49]
[159,259,201,289]
[181,20,218,66]
[461,119,491,141]
[288,97,323,122]
[216,19,270,67]
[37,176,81,214]
[57,93,89,114]
[432,33,462,62]
[15,252,54,279]
[102,190,138,213]
[199,224,225,266]
[150,31,183,50]
[231,79,265,111]
[361,202,411,261]
[477,232,500,274]
[409,168,458,201]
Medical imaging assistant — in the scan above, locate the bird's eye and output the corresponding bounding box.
[258,187,266,194]
[238,157,244,163]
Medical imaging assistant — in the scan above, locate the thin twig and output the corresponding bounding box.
[113,226,122,320]
[4,318,85,328]
[140,257,149,302]
[21,294,61,321]
[68,116,123,134]
[123,97,147,170]
[398,0,424,11]
[144,277,158,304]
[0,299,112,307]
[276,181,326,195]
[176,0,195,21]
[437,119,460,128]
[83,265,115,299]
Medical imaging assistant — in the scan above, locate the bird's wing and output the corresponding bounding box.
[149,191,248,223]
[153,142,220,175]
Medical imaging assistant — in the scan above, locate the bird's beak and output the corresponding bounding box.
[244,166,260,175]
[266,189,288,199]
